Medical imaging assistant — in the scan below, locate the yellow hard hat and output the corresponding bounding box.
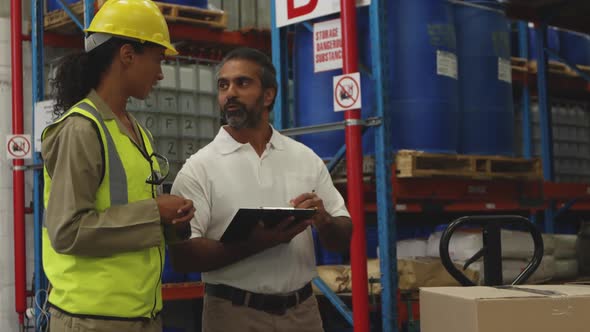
[85,0,178,55]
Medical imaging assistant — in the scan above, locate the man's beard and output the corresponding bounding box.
[221,97,264,130]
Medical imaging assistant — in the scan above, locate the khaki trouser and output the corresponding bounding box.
[202,293,324,332]
[49,307,162,332]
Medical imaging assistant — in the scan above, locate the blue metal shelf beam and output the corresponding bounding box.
[532,23,556,233]
[55,0,83,30]
[369,0,397,331]
[312,278,353,325]
[518,22,532,159]
[31,1,47,331]
[270,0,289,130]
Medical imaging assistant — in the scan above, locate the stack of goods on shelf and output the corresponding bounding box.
[314,226,484,294]
[397,238,428,259]
[128,60,220,183]
[426,226,582,283]
[552,234,579,280]
[454,0,514,156]
[208,0,270,31]
[558,28,590,68]
[390,0,459,154]
[514,99,590,183]
[577,221,590,276]
[314,255,480,295]
[510,23,590,76]
[44,0,227,33]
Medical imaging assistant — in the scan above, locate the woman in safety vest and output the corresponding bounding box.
[41,1,194,331]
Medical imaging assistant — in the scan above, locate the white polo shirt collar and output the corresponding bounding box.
[216,125,285,155]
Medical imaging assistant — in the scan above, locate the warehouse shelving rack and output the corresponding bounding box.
[508,1,590,234]
[28,0,590,331]
[269,1,590,332]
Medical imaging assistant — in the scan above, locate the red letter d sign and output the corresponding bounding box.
[287,0,318,19]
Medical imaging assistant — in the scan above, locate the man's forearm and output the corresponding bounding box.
[168,237,262,273]
[316,216,352,253]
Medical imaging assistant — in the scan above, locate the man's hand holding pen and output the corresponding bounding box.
[289,190,331,229]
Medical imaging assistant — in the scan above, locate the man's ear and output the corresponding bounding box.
[263,88,277,108]
[119,44,135,66]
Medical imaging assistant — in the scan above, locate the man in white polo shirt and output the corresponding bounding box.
[169,47,352,332]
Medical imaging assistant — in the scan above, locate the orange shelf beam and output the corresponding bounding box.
[358,178,590,213]
[162,282,204,301]
[37,25,273,53]
[168,24,272,52]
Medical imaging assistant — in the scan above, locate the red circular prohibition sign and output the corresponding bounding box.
[7,135,31,158]
[334,76,360,109]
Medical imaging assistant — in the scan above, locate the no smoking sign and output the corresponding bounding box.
[333,72,362,112]
[6,134,32,160]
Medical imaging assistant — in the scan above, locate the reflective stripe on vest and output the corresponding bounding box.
[76,102,129,205]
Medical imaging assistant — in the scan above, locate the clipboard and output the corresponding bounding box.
[219,207,317,244]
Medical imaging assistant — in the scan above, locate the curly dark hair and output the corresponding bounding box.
[50,36,153,118]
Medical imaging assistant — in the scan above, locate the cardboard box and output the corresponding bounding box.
[420,285,590,332]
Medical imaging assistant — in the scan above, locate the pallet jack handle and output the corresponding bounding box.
[439,215,544,286]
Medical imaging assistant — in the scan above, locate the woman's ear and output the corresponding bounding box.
[119,43,135,66]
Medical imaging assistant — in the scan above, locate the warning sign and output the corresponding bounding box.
[7,134,32,160]
[275,0,370,28]
[34,100,57,152]
[333,72,362,111]
[313,19,342,72]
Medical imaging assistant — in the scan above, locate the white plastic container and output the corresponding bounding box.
[158,138,180,161]
[158,114,180,137]
[180,115,199,138]
[157,91,178,113]
[180,138,200,159]
[179,93,197,114]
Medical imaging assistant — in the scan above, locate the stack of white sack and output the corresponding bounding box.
[375,238,429,259]
[551,234,578,280]
[396,238,429,258]
[426,229,558,284]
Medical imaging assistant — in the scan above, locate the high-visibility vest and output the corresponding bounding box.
[42,100,164,319]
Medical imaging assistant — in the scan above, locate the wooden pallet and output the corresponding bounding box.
[44,1,226,33]
[511,57,528,72]
[395,150,543,180]
[331,155,376,179]
[156,2,227,29]
[43,1,86,34]
[564,64,590,78]
[527,60,570,76]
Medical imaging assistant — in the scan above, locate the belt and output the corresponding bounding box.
[205,283,313,315]
[49,303,160,322]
